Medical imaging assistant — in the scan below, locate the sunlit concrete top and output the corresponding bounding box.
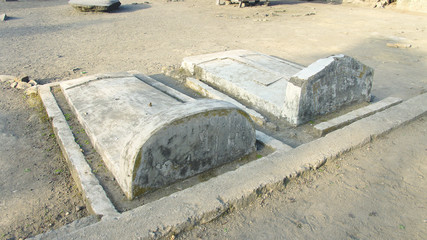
[182,50,373,125]
[60,72,256,199]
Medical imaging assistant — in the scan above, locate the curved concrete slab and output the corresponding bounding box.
[60,73,256,199]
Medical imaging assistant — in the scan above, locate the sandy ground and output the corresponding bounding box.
[177,116,427,240]
[0,83,88,240]
[0,0,426,239]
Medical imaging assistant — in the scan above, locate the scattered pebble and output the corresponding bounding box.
[386,43,412,48]
[10,82,17,88]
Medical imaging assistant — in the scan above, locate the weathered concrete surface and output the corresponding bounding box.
[38,83,119,217]
[314,97,402,136]
[38,92,426,240]
[68,0,121,12]
[182,50,304,122]
[182,50,374,126]
[185,77,266,126]
[60,72,256,199]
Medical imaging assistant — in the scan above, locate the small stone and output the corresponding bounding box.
[25,86,38,96]
[0,75,16,83]
[16,82,31,89]
[65,211,70,216]
[386,43,412,48]
[75,205,85,212]
[29,79,38,86]
[10,82,17,88]
[0,13,7,21]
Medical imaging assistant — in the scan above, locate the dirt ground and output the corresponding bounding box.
[0,0,426,239]
[0,83,88,240]
[177,116,427,240]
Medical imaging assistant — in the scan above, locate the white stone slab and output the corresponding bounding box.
[314,97,402,136]
[182,50,374,126]
[185,77,266,126]
[60,73,256,199]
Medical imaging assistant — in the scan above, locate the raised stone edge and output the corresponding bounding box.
[185,77,267,126]
[314,96,403,136]
[54,91,427,240]
[38,84,119,218]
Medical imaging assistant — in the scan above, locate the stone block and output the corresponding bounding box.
[60,73,256,199]
[182,50,374,126]
[314,97,402,136]
[68,0,121,12]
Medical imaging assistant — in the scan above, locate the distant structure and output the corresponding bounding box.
[68,0,121,12]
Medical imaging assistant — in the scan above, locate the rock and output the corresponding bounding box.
[75,205,85,212]
[10,82,17,88]
[16,82,32,90]
[0,75,16,83]
[386,42,412,48]
[25,86,38,96]
[69,0,121,12]
[29,80,38,86]
[0,13,7,21]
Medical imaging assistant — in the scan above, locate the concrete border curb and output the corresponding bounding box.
[38,84,119,217]
[49,92,426,239]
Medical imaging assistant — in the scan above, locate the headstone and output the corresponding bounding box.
[182,50,374,126]
[60,72,256,199]
[68,0,121,12]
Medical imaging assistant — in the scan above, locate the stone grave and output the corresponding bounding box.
[60,72,256,199]
[182,50,374,126]
[68,0,121,12]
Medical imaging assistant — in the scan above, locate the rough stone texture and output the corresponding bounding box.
[397,0,427,13]
[37,92,427,240]
[182,50,374,126]
[68,0,121,12]
[286,54,374,125]
[60,72,256,199]
[38,84,119,217]
[314,97,402,136]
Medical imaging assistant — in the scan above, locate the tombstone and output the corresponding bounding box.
[68,0,121,12]
[182,50,374,125]
[60,72,256,199]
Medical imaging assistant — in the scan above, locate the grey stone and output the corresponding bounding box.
[29,79,38,86]
[10,82,17,88]
[0,13,7,21]
[182,50,374,126]
[314,97,402,136]
[69,0,121,12]
[16,82,31,89]
[60,72,256,199]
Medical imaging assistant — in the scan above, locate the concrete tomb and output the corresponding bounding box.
[68,0,121,12]
[182,50,374,126]
[60,72,256,199]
